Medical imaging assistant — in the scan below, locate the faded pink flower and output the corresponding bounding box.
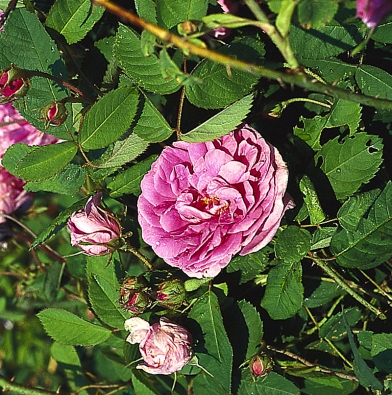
[67,193,121,256]
[138,125,294,278]
[357,0,392,28]
[0,167,33,223]
[125,317,193,375]
[0,103,59,163]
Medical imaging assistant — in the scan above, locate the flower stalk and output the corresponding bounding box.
[311,254,387,320]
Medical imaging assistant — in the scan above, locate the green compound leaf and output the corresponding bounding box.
[107,155,158,198]
[185,37,264,109]
[79,86,139,150]
[290,23,363,59]
[342,312,383,391]
[227,249,269,284]
[46,0,105,45]
[314,132,383,200]
[261,261,304,320]
[319,307,361,341]
[189,291,233,393]
[31,196,90,248]
[294,99,362,150]
[238,300,264,360]
[25,163,86,195]
[86,255,130,329]
[182,94,254,142]
[371,21,392,44]
[331,182,392,269]
[114,24,181,95]
[275,226,312,264]
[0,8,72,139]
[355,65,392,101]
[133,91,173,143]
[238,371,300,395]
[337,189,381,232]
[37,308,111,346]
[14,141,78,182]
[371,333,392,373]
[156,0,208,29]
[94,133,149,169]
[299,175,326,224]
[297,0,339,30]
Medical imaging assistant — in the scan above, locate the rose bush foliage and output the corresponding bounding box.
[1,1,392,395]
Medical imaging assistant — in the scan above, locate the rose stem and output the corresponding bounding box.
[124,243,154,270]
[310,254,386,320]
[266,345,358,382]
[92,0,392,110]
[175,54,187,140]
[0,375,56,395]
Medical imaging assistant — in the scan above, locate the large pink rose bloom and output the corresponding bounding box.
[68,193,121,256]
[0,103,58,162]
[357,0,392,28]
[125,317,193,375]
[0,168,33,223]
[138,125,294,278]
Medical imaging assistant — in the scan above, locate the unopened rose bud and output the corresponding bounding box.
[42,102,68,127]
[154,278,186,310]
[248,352,274,380]
[67,192,122,256]
[0,65,30,103]
[124,317,193,375]
[357,0,392,28]
[119,276,151,314]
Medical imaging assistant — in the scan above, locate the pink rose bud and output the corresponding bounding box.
[119,276,151,314]
[154,278,186,310]
[41,102,68,127]
[0,65,30,103]
[357,0,392,28]
[67,192,121,256]
[248,352,274,380]
[138,125,295,278]
[125,317,193,375]
[0,167,33,223]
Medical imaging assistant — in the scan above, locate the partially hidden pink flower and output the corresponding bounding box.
[0,167,33,223]
[138,125,294,278]
[125,317,193,375]
[357,0,392,28]
[0,103,59,163]
[212,0,240,39]
[67,193,121,256]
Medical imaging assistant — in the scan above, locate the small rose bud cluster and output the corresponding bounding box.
[119,276,151,315]
[67,193,122,256]
[153,278,186,310]
[124,317,193,375]
[0,65,30,104]
[41,101,68,127]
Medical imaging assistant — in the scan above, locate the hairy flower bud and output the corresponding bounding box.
[357,0,392,28]
[248,352,274,380]
[154,278,186,310]
[119,276,151,314]
[0,65,30,103]
[42,102,68,127]
[125,317,193,375]
[67,193,121,256]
